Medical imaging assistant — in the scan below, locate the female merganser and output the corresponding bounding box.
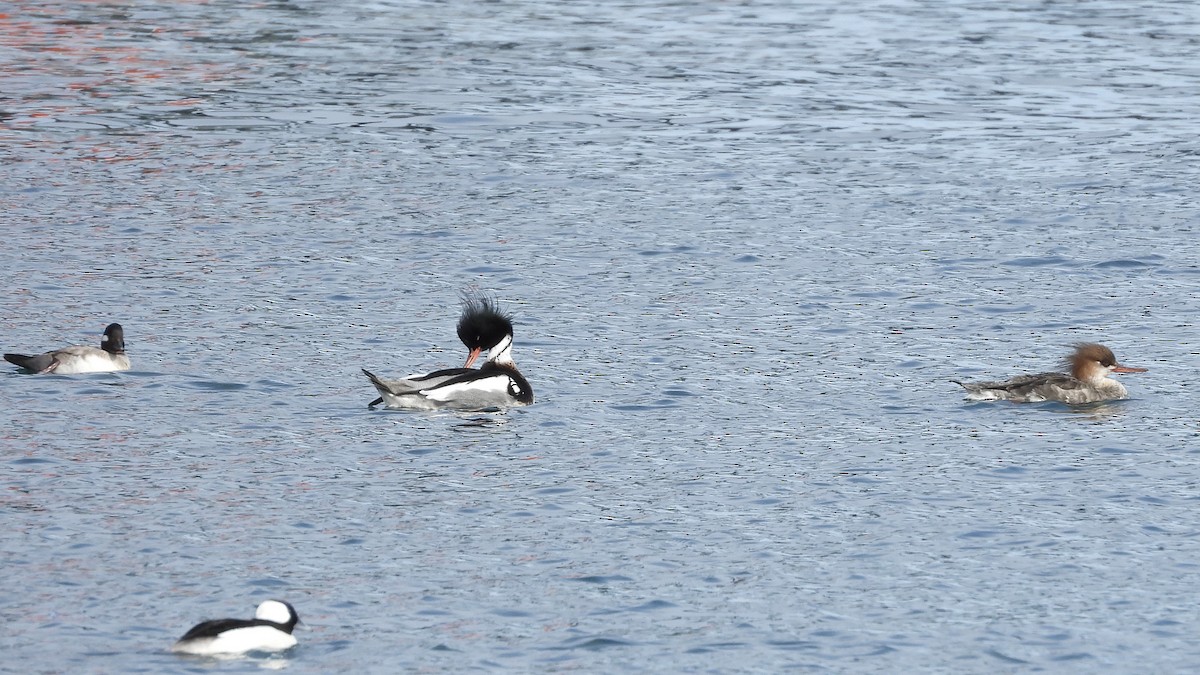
[955,343,1147,404]
[364,294,533,411]
[170,600,300,656]
[4,323,130,374]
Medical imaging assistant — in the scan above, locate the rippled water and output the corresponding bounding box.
[3,0,1200,672]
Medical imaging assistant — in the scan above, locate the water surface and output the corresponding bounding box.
[2,0,1199,672]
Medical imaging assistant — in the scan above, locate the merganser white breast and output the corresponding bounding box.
[955,343,1147,405]
[365,293,533,411]
[170,600,300,656]
[4,323,130,374]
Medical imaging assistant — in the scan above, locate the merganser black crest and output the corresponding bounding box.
[457,293,514,353]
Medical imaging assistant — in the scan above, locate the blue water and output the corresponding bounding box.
[3,0,1199,672]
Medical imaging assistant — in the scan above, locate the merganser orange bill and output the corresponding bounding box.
[954,343,1147,405]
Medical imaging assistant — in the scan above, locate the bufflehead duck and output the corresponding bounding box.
[364,293,533,411]
[4,323,130,374]
[171,600,300,656]
[954,343,1147,404]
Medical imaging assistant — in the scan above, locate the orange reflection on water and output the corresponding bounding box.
[0,1,243,129]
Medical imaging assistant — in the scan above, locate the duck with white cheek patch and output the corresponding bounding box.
[170,600,300,656]
[4,323,130,374]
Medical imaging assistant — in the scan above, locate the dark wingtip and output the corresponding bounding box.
[363,369,385,407]
[5,353,50,372]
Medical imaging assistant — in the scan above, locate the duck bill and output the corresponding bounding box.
[1112,365,1148,373]
[463,347,482,369]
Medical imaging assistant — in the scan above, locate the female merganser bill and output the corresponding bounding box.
[4,323,130,374]
[955,343,1147,404]
[364,294,533,411]
[170,600,300,656]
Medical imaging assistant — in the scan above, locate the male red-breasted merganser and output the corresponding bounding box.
[363,294,533,411]
[4,323,130,374]
[170,600,300,656]
[954,343,1147,404]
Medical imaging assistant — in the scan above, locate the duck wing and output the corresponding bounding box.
[956,371,1081,402]
[4,352,56,373]
[177,618,260,642]
[363,367,476,407]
